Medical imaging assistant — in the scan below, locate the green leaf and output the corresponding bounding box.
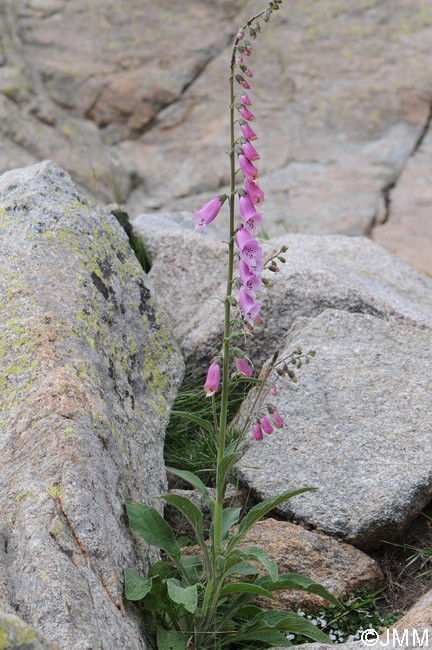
[126,499,180,559]
[160,494,204,538]
[257,573,342,609]
[227,488,315,552]
[226,561,259,577]
[167,578,198,614]
[170,410,214,435]
[181,555,203,584]
[210,506,241,545]
[165,467,214,514]
[238,630,293,646]
[150,561,177,580]
[123,569,152,601]
[220,582,277,600]
[245,546,278,582]
[237,610,332,644]
[156,626,186,650]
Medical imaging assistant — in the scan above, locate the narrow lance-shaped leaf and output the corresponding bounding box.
[165,467,214,514]
[257,573,342,609]
[235,610,332,645]
[226,488,315,552]
[219,582,277,600]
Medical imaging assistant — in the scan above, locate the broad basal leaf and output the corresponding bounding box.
[124,569,152,601]
[167,578,198,614]
[126,499,180,559]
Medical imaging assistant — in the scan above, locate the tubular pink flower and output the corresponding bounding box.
[260,415,274,435]
[239,79,250,89]
[235,357,252,378]
[239,195,262,235]
[238,154,258,181]
[245,177,265,205]
[270,385,278,396]
[271,410,284,428]
[239,286,262,324]
[240,122,258,141]
[237,227,263,273]
[238,106,255,121]
[253,422,263,441]
[242,141,260,162]
[244,66,254,78]
[204,361,220,397]
[194,197,223,232]
[239,260,261,297]
[236,56,244,66]
[240,93,252,106]
[243,47,252,56]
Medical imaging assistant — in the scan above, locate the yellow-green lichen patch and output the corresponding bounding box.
[16,627,36,644]
[47,484,65,499]
[0,623,9,649]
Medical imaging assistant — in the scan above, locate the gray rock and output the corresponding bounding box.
[237,309,432,549]
[133,213,432,371]
[0,161,184,649]
[0,611,60,649]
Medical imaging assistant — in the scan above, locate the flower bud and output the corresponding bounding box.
[270,385,278,396]
[261,277,274,288]
[249,27,257,39]
[237,30,245,40]
[254,314,264,325]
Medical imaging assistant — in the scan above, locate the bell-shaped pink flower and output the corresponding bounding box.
[240,122,258,141]
[194,197,223,232]
[260,415,274,435]
[204,362,220,397]
[245,177,265,205]
[238,154,258,181]
[239,260,261,297]
[239,286,262,325]
[242,141,260,162]
[238,106,255,121]
[236,56,244,66]
[235,357,252,378]
[239,195,262,235]
[240,93,252,106]
[253,422,263,441]
[270,385,278,396]
[237,227,263,273]
[271,410,284,428]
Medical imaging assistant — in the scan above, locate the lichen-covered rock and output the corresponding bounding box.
[133,213,432,371]
[0,612,59,649]
[237,310,432,549]
[0,161,184,649]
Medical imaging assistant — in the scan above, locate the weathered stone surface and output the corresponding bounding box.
[0,161,184,649]
[0,1,432,266]
[237,309,432,549]
[237,519,382,612]
[373,126,432,275]
[133,213,432,370]
[0,611,60,649]
[389,588,432,635]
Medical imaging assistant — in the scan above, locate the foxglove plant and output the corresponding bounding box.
[125,3,340,649]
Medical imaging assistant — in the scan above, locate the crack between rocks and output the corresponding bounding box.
[366,101,432,235]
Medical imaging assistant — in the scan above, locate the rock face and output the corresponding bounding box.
[237,309,432,549]
[133,213,432,370]
[0,162,184,649]
[0,1,431,270]
[0,611,60,649]
[237,519,382,612]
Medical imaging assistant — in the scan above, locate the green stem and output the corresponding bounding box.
[213,52,237,557]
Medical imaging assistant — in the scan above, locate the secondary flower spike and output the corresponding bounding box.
[194,195,226,232]
[204,361,220,397]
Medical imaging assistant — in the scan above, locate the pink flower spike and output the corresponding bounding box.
[204,362,220,397]
[238,106,255,121]
[239,286,262,324]
[245,177,265,205]
[238,154,258,181]
[242,141,260,162]
[239,260,261,296]
[240,93,252,106]
[260,415,274,435]
[271,410,284,429]
[240,122,258,141]
[235,357,252,378]
[253,422,263,441]
[194,197,223,232]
